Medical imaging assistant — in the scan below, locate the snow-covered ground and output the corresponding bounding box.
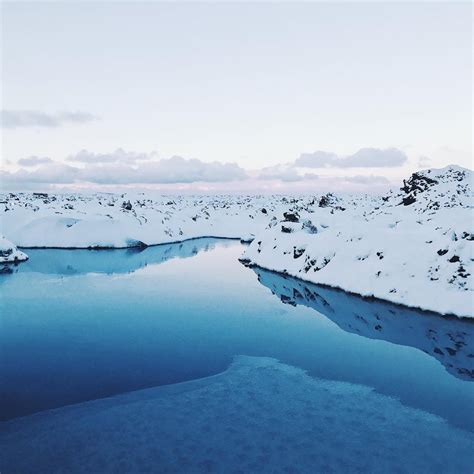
[2,356,473,474]
[1,193,294,248]
[242,166,473,317]
[1,165,472,316]
[0,236,28,264]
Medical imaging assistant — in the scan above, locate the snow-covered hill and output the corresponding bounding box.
[241,166,473,317]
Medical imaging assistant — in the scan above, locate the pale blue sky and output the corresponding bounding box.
[1,1,472,190]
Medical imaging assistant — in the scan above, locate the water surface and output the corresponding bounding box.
[1,238,473,436]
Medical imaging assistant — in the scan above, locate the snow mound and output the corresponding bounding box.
[2,356,473,473]
[385,165,472,211]
[0,236,28,264]
[242,166,474,317]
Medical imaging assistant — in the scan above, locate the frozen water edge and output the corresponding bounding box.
[2,356,473,473]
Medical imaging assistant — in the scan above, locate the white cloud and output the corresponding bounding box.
[67,148,153,164]
[258,165,319,182]
[294,151,339,168]
[295,147,407,168]
[1,110,97,128]
[17,156,53,167]
[2,154,248,185]
[0,147,410,191]
[417,156,432,168]
[343,175,390,184]
[2,163,80,184]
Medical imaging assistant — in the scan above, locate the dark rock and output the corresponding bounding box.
[402,195,417,206]
[293,247,305,259]
[319,193,337,208]
[283,211,299,222]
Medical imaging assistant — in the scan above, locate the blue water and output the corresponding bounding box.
[1,238,473,471]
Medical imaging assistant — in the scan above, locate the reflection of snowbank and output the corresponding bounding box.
[2,356,473,473]
[11,238,232,276]
[252,267,474,382]
[0,236,28,264]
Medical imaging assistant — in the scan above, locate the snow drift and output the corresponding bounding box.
[0,236,28,264]
[241,166,473,317]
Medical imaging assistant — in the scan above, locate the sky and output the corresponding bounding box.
[1,1,472,193]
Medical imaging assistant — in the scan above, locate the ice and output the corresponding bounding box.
[1,356,473,473]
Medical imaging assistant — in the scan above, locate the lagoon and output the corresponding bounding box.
[1,239,473,472]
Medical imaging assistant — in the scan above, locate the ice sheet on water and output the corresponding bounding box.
[2,356,473,473]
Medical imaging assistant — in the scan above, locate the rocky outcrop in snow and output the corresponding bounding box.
[241,166,473,317]
[0,236,28,264]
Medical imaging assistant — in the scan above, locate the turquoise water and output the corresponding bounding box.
[1,239,473,472]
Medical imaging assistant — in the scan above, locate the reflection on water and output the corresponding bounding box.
[1,237,234,276]
[1,239,473,434]
[252,267,474,382]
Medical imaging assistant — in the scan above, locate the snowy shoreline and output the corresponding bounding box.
[245,261,474,321]
[242,166,473,318]
[2,165,472,317]
[16,235,244,250]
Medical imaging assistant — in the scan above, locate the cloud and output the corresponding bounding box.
[417,156,431,168]
[17,156,53,167]
[134,156,248,184]
[294,151,339,168]
[2,154,248,185]
[295,147,407,168]
[1,163,80,184]
[258,165,319,182]
[67,148,154,164]
[343,175,390,184]
[1,110,97,128]
[1,147,405,190]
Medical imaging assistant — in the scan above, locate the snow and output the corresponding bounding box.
[242,166,473,317]
[0,236,28,264]
[1,165,472,316]
[1,193,292,248]
[1,356,473,474]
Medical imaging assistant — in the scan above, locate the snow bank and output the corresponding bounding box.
[2,356,473,473]
[0,236,28,264]
[242,166,473,317]
[1,194,297,248]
